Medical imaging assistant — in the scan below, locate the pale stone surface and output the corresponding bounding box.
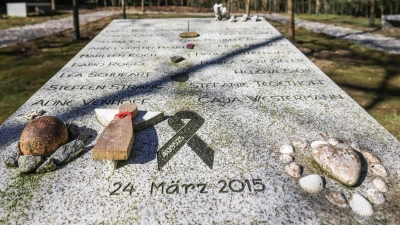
[312,144,361,186]
[0,18,400,223]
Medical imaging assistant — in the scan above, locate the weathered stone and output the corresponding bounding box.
[312,144,361,186]
[170,56,184,63]
[179,31,199,38]
[325,191,348,207]
[3,142,20,167]
[50,139,85,165]
[18,155,43,173]
[19,116,69,157]
[36,158,57,173]
[285,162,302,178]
[367,189,385,205]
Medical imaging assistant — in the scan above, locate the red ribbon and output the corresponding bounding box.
[114,111,134,125]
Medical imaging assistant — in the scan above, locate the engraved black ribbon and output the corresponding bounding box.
[157,111,215,170]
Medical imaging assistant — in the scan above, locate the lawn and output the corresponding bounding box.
[0,12,399,140]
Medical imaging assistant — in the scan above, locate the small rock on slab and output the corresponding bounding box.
[312,144,361,186]
[373,178,388,192]
[36,158,57,173]
[371,164,387,177]
[362,151,381,164]
[292,139,309,150]
[18,155,43,173]
[367,189,385,205]
[327,137,343,146]
[179,31,199,38]
[325,191,348,207]
[280,144,294,154]
[285,162,302,178]
[51,139,85,165]
[3,142,21,167]
[170,56,184,63]
[186,43,194,49]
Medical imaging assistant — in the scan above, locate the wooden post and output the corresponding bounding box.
[93,103,138,160]
[73,0,80,41]
[122,0,126,19]
[288,0,295,42]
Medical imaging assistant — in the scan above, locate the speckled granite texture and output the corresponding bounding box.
[1,18,399,224]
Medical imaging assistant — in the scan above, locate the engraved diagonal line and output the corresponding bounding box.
[157,111,203,170]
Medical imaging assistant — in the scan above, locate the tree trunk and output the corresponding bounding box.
[302,0,305,13]
[370,0,375,26]
[166,0,168,7]
[142,0,145,12]
[246,0,251,15]
[288,0,295,41]
[316,0,320,14]
[308,0,311,14]
[122,0,126,19]
[324,0,329,14]
[73,0,80,41]
[51,0,56,11]
[104,0,107,7]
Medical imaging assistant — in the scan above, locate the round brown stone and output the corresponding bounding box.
[19,116,69,157]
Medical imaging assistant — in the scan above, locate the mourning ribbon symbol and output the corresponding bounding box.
[157,111,215,170]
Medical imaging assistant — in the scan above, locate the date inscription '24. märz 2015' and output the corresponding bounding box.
[110,179,267,196]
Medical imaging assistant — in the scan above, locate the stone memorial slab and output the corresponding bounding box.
[1,18,400,224]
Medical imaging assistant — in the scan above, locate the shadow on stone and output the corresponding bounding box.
[353,150,369,187]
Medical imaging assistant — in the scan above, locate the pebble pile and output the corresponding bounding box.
[279,137,390,217]
[263,13,400,54]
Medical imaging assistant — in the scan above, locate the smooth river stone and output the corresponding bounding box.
[312,144,361,186]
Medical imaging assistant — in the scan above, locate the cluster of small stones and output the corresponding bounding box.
[3,122,89,174]
[279,137,389,217]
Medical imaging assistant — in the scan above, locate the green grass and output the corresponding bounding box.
[0,13,399,140]
[295,13,382,28]
[269,19,400,139]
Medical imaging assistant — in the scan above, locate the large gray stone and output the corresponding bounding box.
[312,143,361,186]
[0,18,399,223]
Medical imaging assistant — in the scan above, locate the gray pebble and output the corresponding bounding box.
[36,158,58,173]
[18,155,43,173]
[50,139,85,165]
[3,142,21,167]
